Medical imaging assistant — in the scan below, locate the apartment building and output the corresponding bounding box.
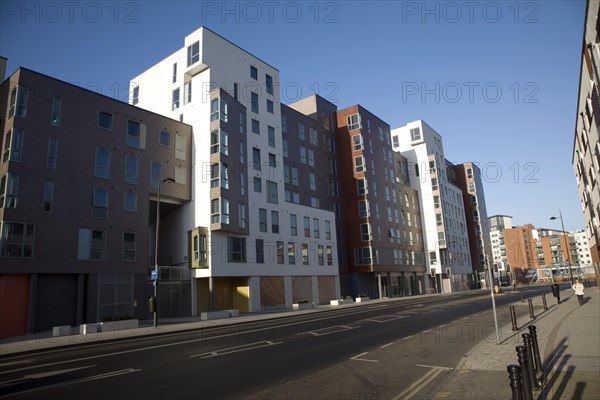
[454,163,491,278]
[0,68,193,338]
[574,229,593,267]
[130,27,339,313]
[489,215,513,272]
[336,106,426,298]
[503,223,540,280]
[573,0,600,264]
[391,120,472,293]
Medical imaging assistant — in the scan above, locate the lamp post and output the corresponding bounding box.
[153,176,176,328]
[550,210,574,282]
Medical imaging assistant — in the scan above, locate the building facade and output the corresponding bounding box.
[0,68,193,338]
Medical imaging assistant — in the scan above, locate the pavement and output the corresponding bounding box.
[1,286,598,400]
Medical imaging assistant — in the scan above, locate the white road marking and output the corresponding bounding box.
[422,329,432,333]
[416,364,454,370]
[190,340,281,359]
[380,343,394,349]
[350,352,379,363]
[0,365,96,388]
[438,325,446,328]
[403,335,414,340]
[406,304,424,308]
[0,360,33,368]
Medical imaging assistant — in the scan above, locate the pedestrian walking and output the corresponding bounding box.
[572,278,585,305]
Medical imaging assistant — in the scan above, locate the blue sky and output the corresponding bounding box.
[0,1,586,230]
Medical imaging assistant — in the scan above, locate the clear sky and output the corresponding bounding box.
[0,0,586,230]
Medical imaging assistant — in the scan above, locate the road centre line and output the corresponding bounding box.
[190,340,281,359]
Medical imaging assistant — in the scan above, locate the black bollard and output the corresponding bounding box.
[528,298,535,319]
[516,346,533,400]
[510,305,518,331]
[507,364,524,400]
[521,289,525,303]
[542,293,548,311]
[528,325,543,375]
[522,333,541,390]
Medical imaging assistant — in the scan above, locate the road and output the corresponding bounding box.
[0,286,552,399]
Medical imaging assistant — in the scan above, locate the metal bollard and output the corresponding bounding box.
[521,289,525,303]
[516,346,533,400]
[542,293,548,311]
[510,305,518,331]
[528,325,543,375]
[507,364,525,400]
[522,333,541,390]
[528,298,535,319]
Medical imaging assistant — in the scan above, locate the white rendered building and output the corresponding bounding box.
[130,27,339,314]
[392,120,472,292]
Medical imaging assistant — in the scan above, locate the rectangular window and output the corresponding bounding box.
[308,149,314,167]
[184,81,192,104]
[358,200,369,218]
[283,139,288,158]
[47,137,58,169]
[132,86,139,105]
[302,244,309,265]
[124,192,137,212]
[360,223,371,241]
[300,146,307,164]
[221,163,229,189]
[124,155,139,184]
[288,242,296,264]
[310,196,319,208]
[356,178,367,195]
[1,221,35,258]
[256,239,264,264]
[94,148,111,179]
[210,130,228,155]
[354,156,365,173]
[251,92,259,113]
[172,63,177,83]
[227,237,247,263]
[9,86,29,118]
[234,83,239,100]
[160,130,171,147]
[41,180,55,212]
[220,99,228,122]
[98,111,113,130]
[259,208,267,232]
[253,177,262,192]
[253,147,261,170]
[290,214,297,236]
[240,172,246,196]
[304,216,310,237]
[327,246,333,265]
[172,88,180,110]
[298,122,305,141]
[268,126,275,147]
[222,198,230,224]
[291,166,300,186]
[266,74,273,95]
[187,41,200,66]
[267,99,274,114]
[410,127,421,141]
[269,153,277,168]
[347,113,361,130]
[50,97,61,127]
[313,218,320,238]
[211,99,219,121]
[352,134,363,151]
[3,128,24,163]
[267,180,278,204]
[252,119,260,135]
[239,111,245,133]
[126,120,141,148]
[309,172,316,191]
[310,128,318,145]
[281,115,288,133]
[210,163,219,188]
[1,173,18,208]
[211,198,220,224]
[123,232,136,261]
[318,245,324,265]
[277,241,284,264]
[150,162,162,188]
[271,210,279,233]
[325,220,332,240]
[239,204,246,229]
[250,66,258,80]
[92,187,109,219]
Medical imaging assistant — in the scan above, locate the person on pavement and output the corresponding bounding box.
[572,278,585,305]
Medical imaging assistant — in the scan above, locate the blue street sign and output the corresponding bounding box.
[151,270,158,280]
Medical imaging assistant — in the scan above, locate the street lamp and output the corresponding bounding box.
[153,176,176,328]
[550,209,574,282]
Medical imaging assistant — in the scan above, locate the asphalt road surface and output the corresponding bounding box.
[0,286,551,399]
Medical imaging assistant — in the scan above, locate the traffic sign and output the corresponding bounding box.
[151,269,158,280]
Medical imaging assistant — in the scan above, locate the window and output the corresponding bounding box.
[132,86,139,105]
[93,187,109,219]
[302,244,309,265]
[269,153,277,168]
[211,198,220,224]
[347,113,361,130]
[267,180,278,204]
[358,200,369,218]
[410,127,421,141]
[50,97,61,126]
[300,146,307,164]
[290,214,297,236]
[1,174,19,208]
[239,204,246,228]
[227,237,247,262]
[9,86,29,118]
[210,130,228,155]
[179,81,190,105]
[234,83,239,100]
[259,208,267,232]
[98,111,113,130]
[211,99,219,121]
[172,62,178,83]
[310,128,318,145]
[172,88,180,110]
[124,192,137,212]
[288,242,296,264]
[253,177,262,192]
[352,134,363,151]
[77,227,106,260]
[310,196,319,208]
[94,148,111,179]
[268,126,275,147]
[124,155,139,184]
[360,223,371,241]
[251,92,259,113]
[327,246,333,265]
[281,115,287,133]
[313,218,320,238]
[266,74,273,94]
[150,162,162,188]
[392,135,399,148]
[325,220,332,240]
[304,216,310,237]
[252,119,260,134]
[298,122,305,140]
[222,198,230,224]
[47,137,58,168]
[123,232,136,261]
[126,120,143,148]
[267,99,274,114]
[318,245,324,265]
[354,156,365,173]
[283,139,288,158]
[308,149,314,167]
[43,180,54,212]
[210,163,219,188]
[250,66,258,79]
[3,128,24,163]
[354,247,374,265]
[239,111,245,134]
[253,148,261,170]
[271,211,279,233]
[277,241,284,264]
[240,172,246,195]
[220,99,228,122]
[221,164,229,189]
[256,239,265,264]
[309,173,316,191]
[1,221,35,258]
[378,126,384,141]
[187,41,200,66]
[356,178,367,195]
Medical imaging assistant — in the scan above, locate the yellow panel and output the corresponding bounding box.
[233,285,249,312]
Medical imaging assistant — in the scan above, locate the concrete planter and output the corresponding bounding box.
[52,325,73,337]
[293,302,313,310]
[79,323,99,335]
[98,319,139,333]
[201,310,232,320]
[329,299,352,306]
[355,297,370,303]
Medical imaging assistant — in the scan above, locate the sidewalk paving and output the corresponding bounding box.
[430,286,600,400]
